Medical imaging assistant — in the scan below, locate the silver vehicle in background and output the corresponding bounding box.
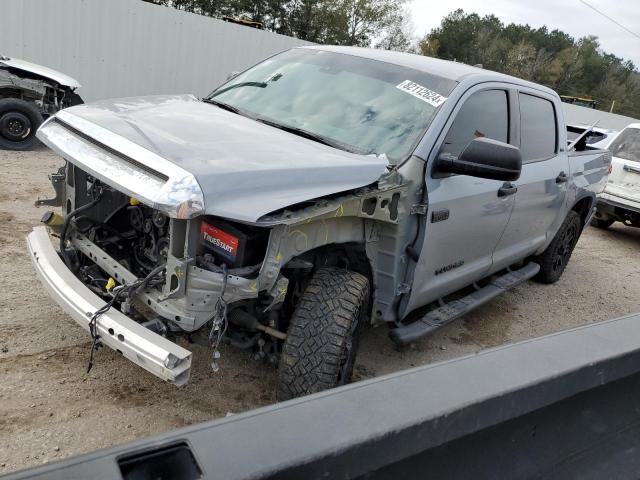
[27,46,610,400]
[0,55,82,150]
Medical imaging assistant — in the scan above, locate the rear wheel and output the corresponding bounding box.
[534,211,582,284]
[277,267,370,401]
[0,98,43,151]
[590,217,614,229]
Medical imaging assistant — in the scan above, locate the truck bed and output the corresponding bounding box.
[568,147,611,199]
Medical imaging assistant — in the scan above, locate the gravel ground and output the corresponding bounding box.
[1,146,640,474]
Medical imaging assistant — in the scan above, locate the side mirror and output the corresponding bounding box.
[226,71,240,81]
[435,137,522,181]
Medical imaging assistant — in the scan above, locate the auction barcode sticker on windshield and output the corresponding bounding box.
[396,80,447,107]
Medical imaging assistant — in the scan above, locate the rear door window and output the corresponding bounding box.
[519,93,557,162]
[441,89,509,157]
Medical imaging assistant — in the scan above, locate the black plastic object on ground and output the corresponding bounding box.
[6,311,640,480]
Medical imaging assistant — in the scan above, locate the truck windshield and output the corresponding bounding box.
[609,127,640,163]
[206,49,456,163]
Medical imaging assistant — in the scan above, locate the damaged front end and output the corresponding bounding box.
[29,109,413,386]
[0,62,82,116]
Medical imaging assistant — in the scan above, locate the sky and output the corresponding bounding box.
[408,0,640,67]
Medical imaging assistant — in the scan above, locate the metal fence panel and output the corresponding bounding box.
[563,103,639,131]
[0,0,312,101]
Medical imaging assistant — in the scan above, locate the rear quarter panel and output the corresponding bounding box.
[568,148,611,202]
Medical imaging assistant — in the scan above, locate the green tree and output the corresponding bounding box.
[419,9,640,117]
[339,0,404,47]
[144,0,407,48]
[375,8,414,52]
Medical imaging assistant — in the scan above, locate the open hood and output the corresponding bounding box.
[36,94,389,223]
[0,56,81,89]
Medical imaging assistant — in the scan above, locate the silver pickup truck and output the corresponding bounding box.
[27,46,610,400]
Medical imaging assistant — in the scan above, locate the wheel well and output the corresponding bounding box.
[283,243,374,316]
[295,243,373,286]
[571,197,593,227]
[0,88,23,100]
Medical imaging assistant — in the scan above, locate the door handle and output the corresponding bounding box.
[556,171,569,183]
[623,164,640,175]
[497,182,517,197]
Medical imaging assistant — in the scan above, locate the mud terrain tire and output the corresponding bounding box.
[534,210,582,284]
[277,267,370,401]
[0,98,43,151]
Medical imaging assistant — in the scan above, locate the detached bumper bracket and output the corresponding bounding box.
[26,226,192,385]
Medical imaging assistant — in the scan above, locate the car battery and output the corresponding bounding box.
[200,219,266,268]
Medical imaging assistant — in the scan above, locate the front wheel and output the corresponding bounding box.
[277,267,370,401]
[534,211,582,284]
[0,98,43,151]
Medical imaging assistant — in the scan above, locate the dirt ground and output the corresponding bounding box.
[1,146,639,474]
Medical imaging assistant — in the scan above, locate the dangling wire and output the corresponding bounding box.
[208,264,229,372]
[86,264,166,373]
[87,286,123,373]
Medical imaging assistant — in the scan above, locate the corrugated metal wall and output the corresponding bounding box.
[562,103,638,132]
[0,0,311,101]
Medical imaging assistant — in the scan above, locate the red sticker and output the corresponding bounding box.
[201,223,239,258]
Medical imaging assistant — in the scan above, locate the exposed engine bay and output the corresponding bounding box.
[53,164,291,368]
[42,156,410,383]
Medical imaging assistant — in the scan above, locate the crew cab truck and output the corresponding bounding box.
[591,123,640,228]
[27,46,610,400]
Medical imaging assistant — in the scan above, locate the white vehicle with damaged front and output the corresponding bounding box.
[0,55,82,150]
[28,46,610,400]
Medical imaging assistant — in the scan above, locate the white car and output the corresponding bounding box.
[592,123,640,228]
